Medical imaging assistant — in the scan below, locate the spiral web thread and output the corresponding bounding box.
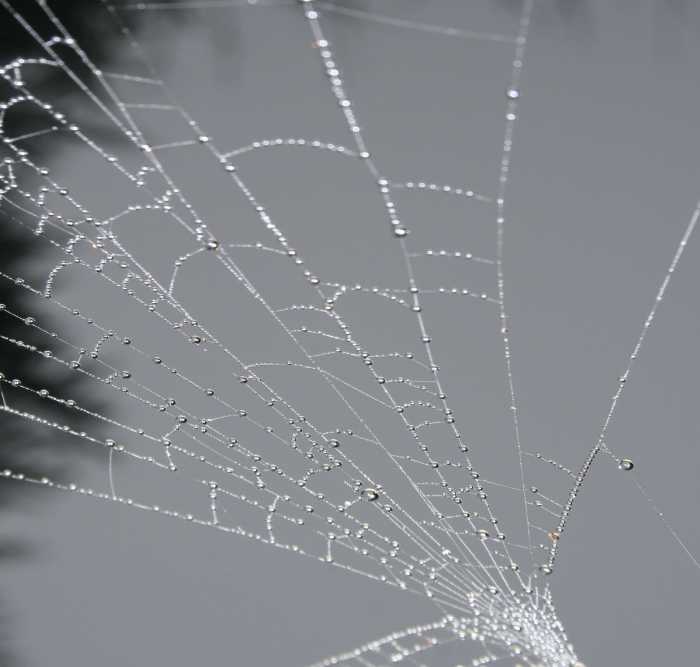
[0,2,698,666]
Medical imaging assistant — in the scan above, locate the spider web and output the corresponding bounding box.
[0,2,698,666]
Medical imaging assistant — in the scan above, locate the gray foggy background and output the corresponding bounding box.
[3,1,700,666]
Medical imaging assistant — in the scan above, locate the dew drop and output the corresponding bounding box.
[619,458,634,471]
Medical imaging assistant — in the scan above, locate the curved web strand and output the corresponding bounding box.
[304,616,489,667]
[304,608,575,667]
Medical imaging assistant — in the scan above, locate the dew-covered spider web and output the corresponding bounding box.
[1,1,699,666]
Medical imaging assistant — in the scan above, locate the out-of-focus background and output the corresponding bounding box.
[1,1,700,666]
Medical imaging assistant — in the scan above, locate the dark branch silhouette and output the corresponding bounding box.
[0,2,184,663]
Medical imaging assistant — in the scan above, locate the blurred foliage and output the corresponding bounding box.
[0,0,184,499]
[0,1,182,663]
